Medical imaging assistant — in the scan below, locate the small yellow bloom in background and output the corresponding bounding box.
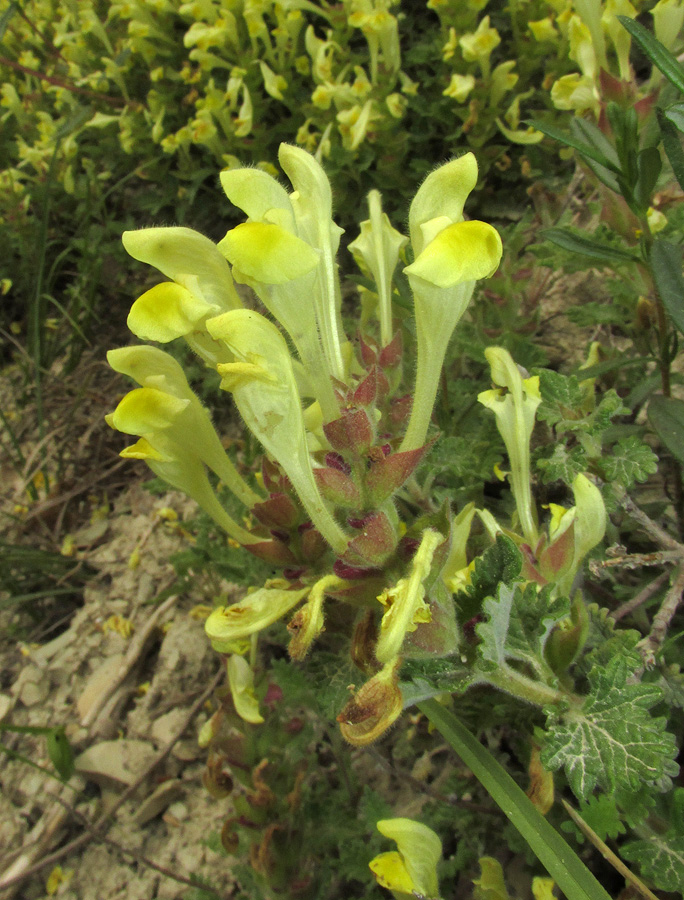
[102,615,134,639]
[550,73,599,115]
[386,92,407,118]
[369,818,442,899]
[1,278,13,295]
[529,16,558,41]
[60,535,76,557]
[128,546,141,570]
[259,61,288,101]
[647,206,668,233]
[652,0,684,51]
[399,71,419,95]
[46,865,73,896]
[442,26,459,61]
[443,73,476,103]
[459,16,501,75]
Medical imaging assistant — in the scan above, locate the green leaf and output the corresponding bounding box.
[581,604,642,673]
[542,228,639,264]
[587,389,631,435]
[528,120,620,173]
[536,444,588,485]
[662,101,684,133]
[634,146,662,210]
[621,833,684,893]
[537,369,587,426]
[418,700,614,900]
[600,436,658,487]
[570,118,621,170]
[657,108,684,191]
[649,394,684,465]
[458,535,523,624]
[542,656,680,801]
[651,239,684,336]
[400,656,475,705]
[618,15,684,96]
[560,794,626,844]
[476,583,569,677]
[46,728,74,780]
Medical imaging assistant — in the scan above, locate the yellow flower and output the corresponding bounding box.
[459,16,501,75]
[369,818,442,899]
[478,347,541,546]
[401,154,502,451]
[529,17,558,41]
[376,529,444,664]
[443,73,476,102]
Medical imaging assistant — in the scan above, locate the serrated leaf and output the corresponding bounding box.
[477,583,569,677]
[600,436,658,487]
[580,604,642,673]
[401,657,475,704]
[542,656,680,801]
[541,228,639,264]
[458,535,523,624]
[536,444,588,485]
[537,370,586,425]
[649,394,684,465]
[621,834,684,893]
[587,390,630,435]
[618,15,684,96]
[651,239,684,336]
[560,794,626,844]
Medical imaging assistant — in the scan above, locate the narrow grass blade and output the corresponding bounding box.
[418,699,614,900]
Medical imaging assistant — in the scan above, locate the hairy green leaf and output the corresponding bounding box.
[458,535,523,624]
[542,657,679,800]
[560,794,626,844]
[476,583,569,678]
[621,833,684,893]
[536,444,588,485]
[600,436,658,487]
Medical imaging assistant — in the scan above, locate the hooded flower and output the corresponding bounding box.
[107,345,261,509]
[369,818,442,899]
[401,154,502,452]
[206,308,349,553]
[218,144,347,421]
[122,226,242,367]
[348,189,407,347]
[478,347,541,547]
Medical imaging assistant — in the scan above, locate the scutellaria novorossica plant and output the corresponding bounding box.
[109,138,635,736]
[108,144,681,897]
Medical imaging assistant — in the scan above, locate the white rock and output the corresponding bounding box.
[75,739,156,788]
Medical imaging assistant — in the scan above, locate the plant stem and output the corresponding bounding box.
[485,667,566,708]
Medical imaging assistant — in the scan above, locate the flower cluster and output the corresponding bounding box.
[109,143,606,747]
[108,143,503,742]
